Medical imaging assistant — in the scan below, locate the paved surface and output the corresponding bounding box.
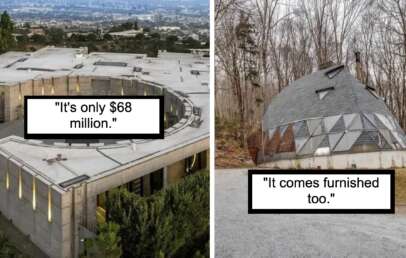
[215,169,406,258]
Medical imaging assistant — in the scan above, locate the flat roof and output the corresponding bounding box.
[0,46,210,191]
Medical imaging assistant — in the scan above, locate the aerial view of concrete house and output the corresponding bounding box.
[248,61,406,169]
[0,46,209,258]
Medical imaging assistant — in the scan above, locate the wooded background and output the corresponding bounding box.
[215,0,406,148]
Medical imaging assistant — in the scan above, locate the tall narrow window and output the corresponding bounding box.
[48,187,52,222]
[18,85,22,102]
[5,161,9,190]
[18,168,22,199]
[76,77,80,93]
[41,85,45,96]
[32,177,36,210]
[51,77,55,95]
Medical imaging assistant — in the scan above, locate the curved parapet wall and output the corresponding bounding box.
[1,75,188,130]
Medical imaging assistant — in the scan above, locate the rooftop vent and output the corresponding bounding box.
[190,70,200,75]
[315,86,335,100]
[42,153,67,165]
[17,67,55,72]
[325,65,344,79]
[193,107,202,116]
[133,67,143,72]
[59,175,90,188]
[94,61,128,67]
[66,139,100,146]
[74,64,84,69]
[190,117,203,128]
[17,57,28,62]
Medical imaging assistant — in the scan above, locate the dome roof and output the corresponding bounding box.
[263,65,393,130]
[251,65,406,164]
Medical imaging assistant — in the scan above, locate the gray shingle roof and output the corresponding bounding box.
[263,65,393,130]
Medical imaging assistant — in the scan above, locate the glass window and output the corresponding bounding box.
[333,131,362,152]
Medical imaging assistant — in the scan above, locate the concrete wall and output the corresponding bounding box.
[0,155,72,258]
[166,159,186,185]
[2,76,184,126]
[261,150,406,169]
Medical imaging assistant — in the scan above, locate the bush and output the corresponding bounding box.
[81,222,122,258]
[107,171,209,258]
[0,233,25,258]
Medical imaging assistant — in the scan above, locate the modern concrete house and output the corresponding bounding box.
[248,64,406,169]
[0,47,209,258]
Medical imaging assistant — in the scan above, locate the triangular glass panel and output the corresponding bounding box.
[353,131,379,146]
[330,117,345,133]
[307,119,322,136]
[392,131,406,148]
[333,131,362,152]
[348,114,363,130]
[328,132,344,149]
[318,135,330,148]
[361,114,376,130]
[364,113,377,127]
[373,113,388,129]
[293,121,310,138]
[298,135,325,155]
[324,115,341,133]
[377,131,392,149]
[295,137,308,153]
[343,113,356,128]
[378,129,393,146]
[375,113,395,130]
[279,125,288,136]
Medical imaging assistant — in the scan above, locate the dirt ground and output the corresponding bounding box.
[215,123,254,168]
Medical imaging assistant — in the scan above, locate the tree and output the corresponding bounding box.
[0,233,25,258]
[0,11,15,53]
[107,171,209,258]
[81,222,122,258]
[46,27,65,45]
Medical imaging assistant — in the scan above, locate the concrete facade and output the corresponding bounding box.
[0,47,209,258]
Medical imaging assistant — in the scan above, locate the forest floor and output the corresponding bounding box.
[215,122,254,168]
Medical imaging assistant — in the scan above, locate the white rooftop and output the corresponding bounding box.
[0,47,210,191]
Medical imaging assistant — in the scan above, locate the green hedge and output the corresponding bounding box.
[0,233,25,258]
[107,171,209,258]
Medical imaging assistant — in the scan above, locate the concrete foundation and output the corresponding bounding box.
[261,150,406,169]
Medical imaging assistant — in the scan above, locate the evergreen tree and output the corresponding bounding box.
[81,222,122,258]
[0,11,15,53]
[107,171,209,258]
